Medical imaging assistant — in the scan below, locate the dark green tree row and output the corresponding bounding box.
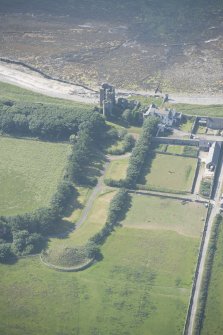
[125,116,159,187]
[0,101,105,140]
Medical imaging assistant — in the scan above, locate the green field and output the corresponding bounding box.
[0,193,205,335]
[0,136,70,216]
[166,145,185,155]
[201,222,223,334]
[105,158,130,181]
[139,153,197,193]
[123,194,206,238]
[169,103,223,118]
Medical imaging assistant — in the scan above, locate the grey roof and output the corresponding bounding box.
[199,139,210,148]
[206,142,221,167]
[207,117,223,130]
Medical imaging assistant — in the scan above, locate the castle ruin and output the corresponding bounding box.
[99,83,116,117]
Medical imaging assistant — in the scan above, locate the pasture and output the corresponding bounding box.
[105,157,130,181]
[0,137,70,216]
[123,194,206,238]
[0,192,205,335]
[201,223,223,334]
[139,153,197,193]
[168,103,223,118]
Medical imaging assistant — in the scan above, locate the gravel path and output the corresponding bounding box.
[75,161,110,230]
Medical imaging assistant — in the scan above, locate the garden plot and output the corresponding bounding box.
[139,153,197,193]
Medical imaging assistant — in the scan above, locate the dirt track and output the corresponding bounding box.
[0,61,223,106]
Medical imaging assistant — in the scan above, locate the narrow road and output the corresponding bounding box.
[130,189,207,204]
[186,147,223,335]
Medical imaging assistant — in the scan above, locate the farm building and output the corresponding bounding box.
[199,139,211,151]
[143,104,182,126]
[206,141,221,170]
[207,117,223,130]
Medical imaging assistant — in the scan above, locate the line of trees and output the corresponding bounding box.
[0,101,106,140]
[0,111,107,262]
[125,116,159,187]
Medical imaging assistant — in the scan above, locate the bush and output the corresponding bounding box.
[12,230,44,256]
[104,178,126,188]
[51,181,74,215]
[183,146,198,157]
[0,243,14,262]
[200,179,212,198]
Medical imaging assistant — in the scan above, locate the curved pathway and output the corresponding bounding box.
[75,161,110,230]
[50,153,126,238]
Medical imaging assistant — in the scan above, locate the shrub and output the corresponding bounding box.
[0,243,14,262]
[200,179,212,198]
[12,230,44,256]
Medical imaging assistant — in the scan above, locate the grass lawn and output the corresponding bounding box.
[152,143,168,152]
[196,126,207,134]
[105,157,130,181]
[123,194,206,238]
[139,153,197,193]
[0,136,70,216]
[106,121,142,138]
[168,103,223,118]
[166,145,184,155]
[201,222,223,334]
[179,118,194,132]
[0,193,205,335]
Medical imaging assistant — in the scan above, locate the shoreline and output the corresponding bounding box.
[0,60,223,106]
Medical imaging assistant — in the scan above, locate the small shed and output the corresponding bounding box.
[207,118,223,130]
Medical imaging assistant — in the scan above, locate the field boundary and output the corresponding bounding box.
[154,150,198,159]
[183,204,212,335]
[40,254,94,272]
[191,159,201,194]
[192,215,222,334]
[0,57,97,92]
[152,137,199,146]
